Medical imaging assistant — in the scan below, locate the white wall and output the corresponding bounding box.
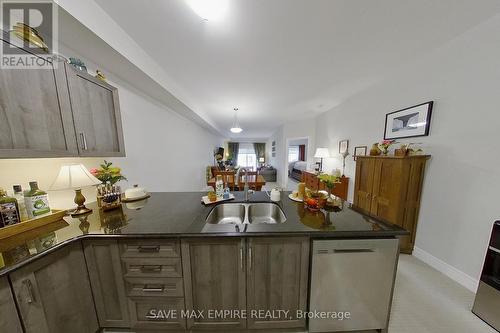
[0,48,223,209]
[266,126,284,184]
[315,13,500,288]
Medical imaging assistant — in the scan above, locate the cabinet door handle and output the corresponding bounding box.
[137,245,160,253]
[22,279,36,304]
[140,265,162,273]
[240,241,244,271]
[248,244,253,271]
[79,132,88,151]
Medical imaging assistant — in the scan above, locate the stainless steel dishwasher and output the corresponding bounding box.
[309,238,399,332]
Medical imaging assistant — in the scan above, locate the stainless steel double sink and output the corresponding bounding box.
[206,202,287,225]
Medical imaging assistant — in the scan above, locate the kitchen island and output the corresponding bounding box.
[0,192,407,333]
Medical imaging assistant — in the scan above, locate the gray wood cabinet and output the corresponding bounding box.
[246,237,309,330]
[83,239,130,328]
[0,276,23,333]
[10,242,99,333]
[0,39,78,158]
[181,238,247,330]
[65,63,125,157]
[0,34,125,159]
[182,237,310,331]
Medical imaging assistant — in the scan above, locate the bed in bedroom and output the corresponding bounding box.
[288,161,308,181]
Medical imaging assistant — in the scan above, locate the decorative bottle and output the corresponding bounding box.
[24,181,51,218]
[12,185,29,221]
[215,175,224,199]
[0,188,20,228]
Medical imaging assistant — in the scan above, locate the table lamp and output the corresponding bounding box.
[51,164,101,216]
[259,157,265,166]
[314,148,330,172]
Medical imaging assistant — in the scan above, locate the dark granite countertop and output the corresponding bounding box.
[0,191,407,276]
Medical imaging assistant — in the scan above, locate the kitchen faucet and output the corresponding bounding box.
[238,168,254,201]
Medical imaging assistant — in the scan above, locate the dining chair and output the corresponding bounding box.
[213,170,236,190]
[238,171,259,191]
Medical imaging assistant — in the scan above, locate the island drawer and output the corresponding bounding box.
[119,239,180,258]
[125,277,184,297]
[122,257,182,278]
[128,296,186,330]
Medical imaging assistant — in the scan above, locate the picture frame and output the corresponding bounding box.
[384,101,433,140]
[272,152,276,157]
[272,141,276,146]
[339,140,349,154]
[353,146,367,161]
[272,146,276,152]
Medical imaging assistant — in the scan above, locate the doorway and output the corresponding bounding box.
[287,137,309,189]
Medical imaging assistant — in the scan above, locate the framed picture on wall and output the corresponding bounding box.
[272,152,276,157]
[353,146,367,161]
[272,141,276,146]
[339,140,349,154]
[384,101,433,140]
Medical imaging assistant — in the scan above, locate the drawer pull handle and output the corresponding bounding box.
[140,265,162,273]
[142,285,164,292]
[138,245,160,253]
[334,249,374,253]
[23,279,36,304]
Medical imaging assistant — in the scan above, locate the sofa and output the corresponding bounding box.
[258,166,277,182]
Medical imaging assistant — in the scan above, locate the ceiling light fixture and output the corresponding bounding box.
[230,108,243,133]
[186,0,229,21]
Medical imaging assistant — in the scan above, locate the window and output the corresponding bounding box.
[288,146,299,162]
[237,143,257,170]
[237,153,256,169]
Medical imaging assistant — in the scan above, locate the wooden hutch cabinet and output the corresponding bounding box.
[353,155,430,254]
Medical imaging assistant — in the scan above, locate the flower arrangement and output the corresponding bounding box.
[318,173,341,204]
[318,173,341,190]
[379,139,397,155]
[90,160,127,185]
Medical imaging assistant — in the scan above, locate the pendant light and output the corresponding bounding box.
[230,107,243,133]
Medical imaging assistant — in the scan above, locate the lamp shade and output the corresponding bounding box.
[259,157,265,163]
[50,164,101,190]
[314,148,330,159]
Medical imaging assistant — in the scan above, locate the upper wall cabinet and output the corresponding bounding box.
[0,40,78,158]
[65,63,125,157]
[0,34,125,158]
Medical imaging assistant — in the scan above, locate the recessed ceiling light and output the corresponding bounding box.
[230,108,243,133]
[186,0,229,21]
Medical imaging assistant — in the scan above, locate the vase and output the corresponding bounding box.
[370,143,381,156]
[325,187,335,207]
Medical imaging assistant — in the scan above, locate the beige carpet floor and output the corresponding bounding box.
[387,255,495,333]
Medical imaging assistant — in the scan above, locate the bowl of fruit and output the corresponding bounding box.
[304,190,327,211]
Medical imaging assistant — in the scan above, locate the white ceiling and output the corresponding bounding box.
[94,0,500,138]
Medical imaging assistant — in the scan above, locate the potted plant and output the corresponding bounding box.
[318,173,341,205]
[90,160,127,185]
[379,140,397,155]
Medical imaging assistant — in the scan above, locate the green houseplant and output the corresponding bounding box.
[318,173,341,205]
[89,160,127,185]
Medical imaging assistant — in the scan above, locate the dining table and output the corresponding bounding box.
[207,174,266,191]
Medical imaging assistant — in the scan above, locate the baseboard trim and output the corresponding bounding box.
[412,246,479,293]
